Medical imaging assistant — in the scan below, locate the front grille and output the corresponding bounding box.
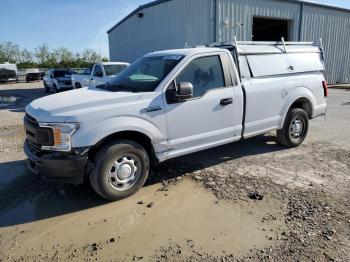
[24,113,54,149]
[64,81,71,85]
[26,113,38,127]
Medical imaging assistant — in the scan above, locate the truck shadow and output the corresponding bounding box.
[147,134,286,184]
[0,135,286,227]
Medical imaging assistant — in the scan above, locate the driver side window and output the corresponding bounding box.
[176,55,225,98]
[93,65,103,77]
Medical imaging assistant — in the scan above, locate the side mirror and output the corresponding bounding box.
[177,82,193,99]
[97,71,104,77]
[50,75,53,78]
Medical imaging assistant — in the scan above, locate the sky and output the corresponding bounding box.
[0,0,349,58]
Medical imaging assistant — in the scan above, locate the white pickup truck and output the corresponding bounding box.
[71,62,129,89]
[24,41,327,201]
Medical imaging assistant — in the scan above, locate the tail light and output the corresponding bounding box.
[322,80,328,97]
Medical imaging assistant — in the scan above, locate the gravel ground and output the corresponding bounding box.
[0,82,349,261]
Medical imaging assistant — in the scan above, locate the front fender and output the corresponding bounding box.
[279,86,316,128]
[71,116,165,148]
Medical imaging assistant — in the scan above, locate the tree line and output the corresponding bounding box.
[0,41,109,69]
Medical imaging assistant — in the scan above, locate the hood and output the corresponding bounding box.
[26,87,143,122]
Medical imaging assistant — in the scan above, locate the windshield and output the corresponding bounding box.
[54,70,71,77]
[104,64,128,76]
[100,55,183,93]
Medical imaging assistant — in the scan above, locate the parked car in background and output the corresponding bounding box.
[17,69,41,82]
[43,69,76,93]
[0,63,17,82]
[24,41,327,201]
[26,69,41,82]
[70,68,91,88]
[71,62,129,89]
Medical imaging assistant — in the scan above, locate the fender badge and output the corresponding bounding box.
[141,106,162,113]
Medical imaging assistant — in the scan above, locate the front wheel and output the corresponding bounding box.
[277,108,309,148]
[52,84,58,93]
[89,140,150,201]
[44,81,50,93]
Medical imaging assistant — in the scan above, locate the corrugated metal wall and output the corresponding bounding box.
[108,0,350,83]
[216,0,301,42]
[108,0,214,63]
[300,5,350,83]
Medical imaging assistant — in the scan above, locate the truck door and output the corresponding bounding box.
[163,53,239,158]
[46,71,53,87]
[90,64,104,88]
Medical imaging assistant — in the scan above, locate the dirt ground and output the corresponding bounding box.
[0,82,349,262]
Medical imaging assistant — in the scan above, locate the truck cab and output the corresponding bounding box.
[71,62,129,89]
[24,41,327,201]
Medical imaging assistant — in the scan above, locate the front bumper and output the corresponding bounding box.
[57,85,73,91]
[24,140,88,184]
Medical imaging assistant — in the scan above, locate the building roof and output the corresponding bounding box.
[107,0,350,34]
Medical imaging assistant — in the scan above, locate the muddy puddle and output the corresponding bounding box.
[0,95,20,108]
[0,180,285,261]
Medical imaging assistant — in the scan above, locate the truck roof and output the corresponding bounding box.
[101,62,130,66]
[147,47,225,57]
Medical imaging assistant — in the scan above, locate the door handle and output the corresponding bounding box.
[220,98,233,106]
[90,78,94,81]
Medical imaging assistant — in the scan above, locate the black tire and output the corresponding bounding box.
[52,84,58,93]
[89,139,150,201]
[44,81,50,93]
[277,108,309,148]
[75,83,81,89]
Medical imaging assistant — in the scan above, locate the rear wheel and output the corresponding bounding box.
[89,140,150,201]
[75,82,81,89]
[277,108,309,148]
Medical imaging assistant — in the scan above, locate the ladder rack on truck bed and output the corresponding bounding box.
[206,38,325,80]
[207,37,325,58]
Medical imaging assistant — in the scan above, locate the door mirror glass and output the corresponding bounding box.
[177,82,193,99]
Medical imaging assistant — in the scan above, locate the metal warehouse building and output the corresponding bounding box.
[108,0,350,84]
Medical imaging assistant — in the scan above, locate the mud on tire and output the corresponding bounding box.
[277,108,309,148]
[89,139,150,201]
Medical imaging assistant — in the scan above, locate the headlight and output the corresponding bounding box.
[39,123,79,152]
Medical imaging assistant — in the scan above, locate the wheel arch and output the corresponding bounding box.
[280,87,316,128]
[88,130,158,166]
[289,97,313,119]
